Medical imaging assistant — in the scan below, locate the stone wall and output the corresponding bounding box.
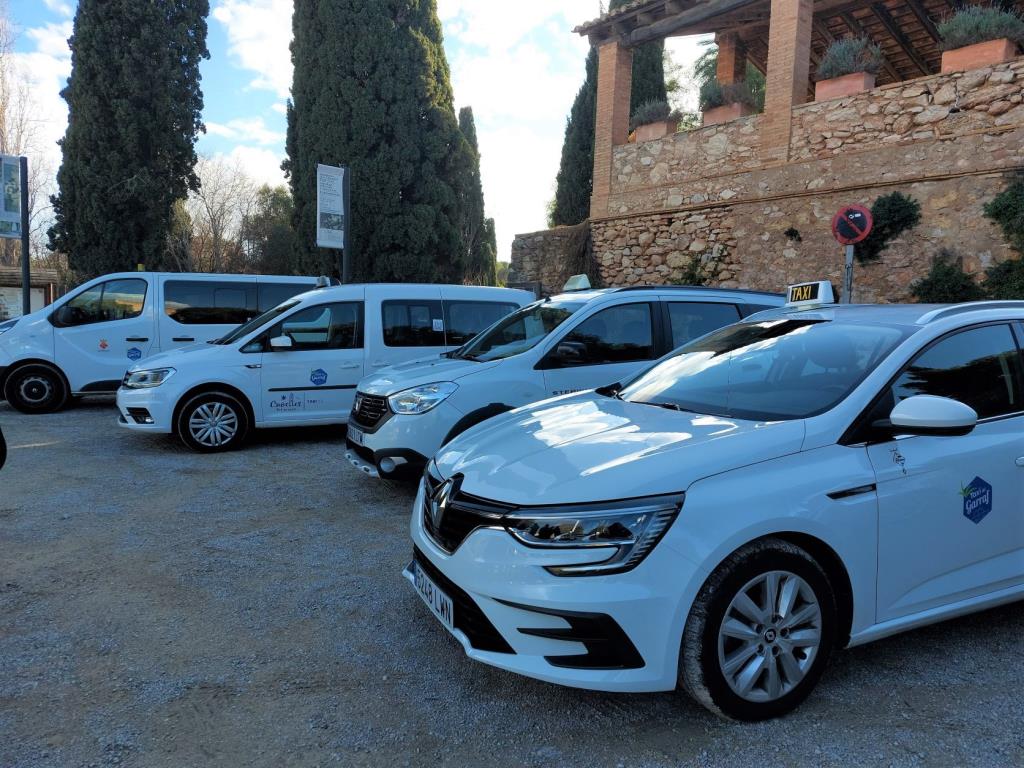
[513,57,1024,303]
[508,224,591,297]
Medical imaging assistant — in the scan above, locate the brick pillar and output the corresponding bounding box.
[715,32,747,85]
[760,0,813,164]
[591,41,633,219]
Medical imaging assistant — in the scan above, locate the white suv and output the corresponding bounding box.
[346,285,783,477]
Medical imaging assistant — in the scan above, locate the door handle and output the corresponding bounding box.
[371,360,388,368]
[339,362,361,370]
[172,337,195,343]
[126,337,149,342]
[245,364,262,370]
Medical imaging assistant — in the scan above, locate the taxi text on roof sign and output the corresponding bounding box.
[786,281,835,308]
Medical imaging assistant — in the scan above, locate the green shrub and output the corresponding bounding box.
[910,250,986,303]
[816,37,886,81]
[698,80,760,112]
[937,5,1024,50]
[984,258,1024,298]
[856,192,922,262]
[983,176,1024,255]
[630,99,682,131]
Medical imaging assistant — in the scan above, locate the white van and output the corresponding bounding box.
[115,283,533,451]
[0,272,318,413]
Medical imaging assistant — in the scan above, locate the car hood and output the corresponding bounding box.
[358,356,502,395]
[127,343,237,372]
[434,394,806,505]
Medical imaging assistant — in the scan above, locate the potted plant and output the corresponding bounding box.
[938,5,1024,73]
[699,80,759,126]
[630,100,682,143]
[815,37,885,101]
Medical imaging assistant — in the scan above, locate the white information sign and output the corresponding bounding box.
[316,164,346,250]
[0,155,22,240]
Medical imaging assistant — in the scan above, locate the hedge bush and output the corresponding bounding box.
[937,6,1024,51]
[817,37,886,81]
[630,99,682,131]
[698,80,760,111]
[910,250,986,303]
[856,192,922,263]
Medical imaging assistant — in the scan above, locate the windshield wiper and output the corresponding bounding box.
[630,401,693,413]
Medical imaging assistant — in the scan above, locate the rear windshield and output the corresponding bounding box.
[619,318,912,421]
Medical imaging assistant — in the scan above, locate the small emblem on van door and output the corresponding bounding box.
[961,477,992,524]
[310,369,328,386]
[127,347,142,361]
[99,339,109,351]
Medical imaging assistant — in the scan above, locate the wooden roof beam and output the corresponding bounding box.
[627,0,761,45]
[870,2,932,76]
[904,0,942,43]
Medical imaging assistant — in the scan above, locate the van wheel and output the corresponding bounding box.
[679,538,836,721]
[3,365,69,414]
[176,391,249,453]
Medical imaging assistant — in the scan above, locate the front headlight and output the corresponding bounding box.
[389,381,458,415]
[0,318,18,335]
[504,494,684,576]
[123,368,176,389]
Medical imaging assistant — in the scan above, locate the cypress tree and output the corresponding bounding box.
[285,0,471,282]
[49,0,209,277]
[458,107,496,285]
[551,0,667,227]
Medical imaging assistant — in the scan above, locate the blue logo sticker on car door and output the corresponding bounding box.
[961,477,992,524]
[127,347,142,361]
[310,368,328,386]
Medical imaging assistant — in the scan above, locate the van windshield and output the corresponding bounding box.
[214,301,301,345]
[453,300,583,362]
[618,318,911,421]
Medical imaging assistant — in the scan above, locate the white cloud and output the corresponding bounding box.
[211,0,292,98]
[42,0,73,17]
[206,117,285,146]
[221,145,286,189]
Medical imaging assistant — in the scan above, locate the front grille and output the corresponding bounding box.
[422,466,512,554]
[350,392,389,430]
[413,547,513,654]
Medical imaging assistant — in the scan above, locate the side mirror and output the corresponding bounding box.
[875,395,977,437]
[269,335,294,351]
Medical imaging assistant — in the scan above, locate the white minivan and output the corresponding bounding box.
[115,283,533,451]
[0,272,318,413]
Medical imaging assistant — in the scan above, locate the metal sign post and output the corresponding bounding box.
[20,157,30,316]
[316,163,350,283]
[831,204,874,304]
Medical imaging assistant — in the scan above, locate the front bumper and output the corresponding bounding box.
[406,481,699,693]
[115,386,175,434]
[350,400,463,475]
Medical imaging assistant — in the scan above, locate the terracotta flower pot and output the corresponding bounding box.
[702,102,754,127]
[633,119,679,143]
[941,38,1019,73]
[815,71,877,101]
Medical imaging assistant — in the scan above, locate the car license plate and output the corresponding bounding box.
[348,425,364,446]
[412,561,454,631]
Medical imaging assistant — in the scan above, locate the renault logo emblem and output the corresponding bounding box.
[430,479,454,528]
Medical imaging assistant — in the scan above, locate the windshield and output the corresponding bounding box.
[454,300,583,362]
[215,300,300,345]
[619,318,912,421]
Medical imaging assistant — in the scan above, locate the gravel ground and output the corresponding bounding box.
[2,399,1023,768]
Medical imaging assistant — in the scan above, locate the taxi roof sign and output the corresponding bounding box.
[786,281,835,308]
[563,274,592,292]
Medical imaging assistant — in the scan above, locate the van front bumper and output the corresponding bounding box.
[349,400,463,475]
[406,481,698,693]
[116,387,175,434]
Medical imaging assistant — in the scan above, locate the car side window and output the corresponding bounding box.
[443,301,517,346]
[667,302,741,347]
[266,302,363,351]
[886,324,1024,420]
[164,280,257,325]
[554,303,656,367]
[258,282,315,312]
[54,279,147,327]
[382,300,444,347]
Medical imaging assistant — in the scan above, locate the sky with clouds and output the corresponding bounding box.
[9,0,705,262]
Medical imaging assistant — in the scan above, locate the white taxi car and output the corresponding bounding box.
[347,283,783,477]
[406,284,1024,720]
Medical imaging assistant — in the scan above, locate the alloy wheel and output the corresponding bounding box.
[187,402,239,448]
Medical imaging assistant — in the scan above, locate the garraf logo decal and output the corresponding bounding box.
[960,476,992,524]
[310,368,328,386]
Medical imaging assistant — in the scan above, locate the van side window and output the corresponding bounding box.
[443,301,517,346]
[164,281,257,325]
[258,282,315,312]
[53,279,147,327]
[555,303,656,366]
[266,302,363,351]
[382,300,444,347]
[667,302,741,347]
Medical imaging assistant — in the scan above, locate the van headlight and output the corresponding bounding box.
[0,318,17,335]
[389,382,457,415]
[504,494,684,576]
[123,368,176,389]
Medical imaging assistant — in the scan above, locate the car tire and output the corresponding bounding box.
[176,391,250,453]
[3,364,69,414]
[679,538,836,721]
